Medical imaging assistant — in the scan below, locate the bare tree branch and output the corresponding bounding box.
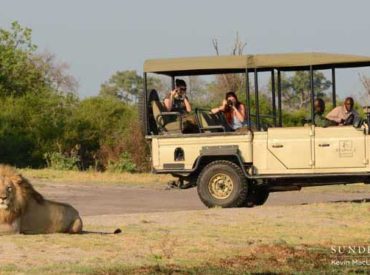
[212,38,219,56]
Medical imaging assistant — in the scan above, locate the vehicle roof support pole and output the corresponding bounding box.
[277,70,282,127]
[143,72,148,135]
[254,68,260,130]
[245,70,251,126]
[171,76,175,89]
[310,66,315,123]
[331,68,336,108]
[271,69,277,127]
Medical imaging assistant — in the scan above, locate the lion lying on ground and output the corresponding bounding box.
[0,165,82,234]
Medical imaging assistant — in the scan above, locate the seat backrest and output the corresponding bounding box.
[149,89,181,134]
[198,111,226,132]
[151,100,167,127]
[147,89,161,134]
[151,100,162,122]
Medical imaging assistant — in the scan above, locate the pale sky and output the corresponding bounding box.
[1,0,370,99]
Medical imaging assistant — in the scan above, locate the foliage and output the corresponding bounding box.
[107,152,136,173]
[99,70,164,104]
[272,71,331,110]
[34,51,79,94]
[44,152,79,171]
[0,21,151,170]
[63,96,137,170]
[97,118,150,172]
[0,91,78,167]
[0,21,353,173]
[0,21,48,97]
[282,109,307,126]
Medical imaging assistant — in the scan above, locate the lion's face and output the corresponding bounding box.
[0,177,16,210]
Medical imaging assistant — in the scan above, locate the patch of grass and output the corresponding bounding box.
[302,183,370,194]
[1,244,367,274]
[19,168,174,186]
[19,169,370,193]
[0,203,369,274]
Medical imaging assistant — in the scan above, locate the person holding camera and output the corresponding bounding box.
[211,91,247,130]
[163,79,192,114]
[163,79,198,133]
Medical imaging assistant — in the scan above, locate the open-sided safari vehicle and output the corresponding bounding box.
[140,53,370,208]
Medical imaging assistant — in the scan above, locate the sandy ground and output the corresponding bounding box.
[1,180,369,274]
[32,181,370,216]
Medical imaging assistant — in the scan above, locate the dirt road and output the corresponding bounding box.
[33,181,370,216]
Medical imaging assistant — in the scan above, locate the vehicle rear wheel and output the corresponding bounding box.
[197,160,248,208]
[243,185,269,207]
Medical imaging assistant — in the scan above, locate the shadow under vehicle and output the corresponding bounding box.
[139,53,370,208]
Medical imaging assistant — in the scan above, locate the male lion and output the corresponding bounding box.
[0,165,82,234]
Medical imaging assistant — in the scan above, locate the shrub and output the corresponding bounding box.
[44,152,79,171]
[106,152,136,173]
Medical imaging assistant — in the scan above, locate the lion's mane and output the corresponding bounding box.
[0,165,44,224]
[0,165,82,234]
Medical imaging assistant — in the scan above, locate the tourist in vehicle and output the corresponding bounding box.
[326,97,359,125]
[313,98,336,127]
[211,91,247,130]
[163,79,192,114]
[163,79,198,133]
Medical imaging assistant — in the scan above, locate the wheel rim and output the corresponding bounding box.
[208,173,234,200]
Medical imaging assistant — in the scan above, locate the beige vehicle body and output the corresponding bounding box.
[152,125,369,175]
[141,53,370,208]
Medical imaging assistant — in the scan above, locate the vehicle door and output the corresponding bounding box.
[314,126,367,168]
[267,127,313,169]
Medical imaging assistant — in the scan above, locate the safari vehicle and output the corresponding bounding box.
[139,53,370,208]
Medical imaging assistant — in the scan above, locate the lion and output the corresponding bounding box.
[0,165,82,234]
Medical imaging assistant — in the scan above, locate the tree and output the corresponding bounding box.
[99,70,165,103]
[211,33,247,98]
[271,71,331,110]
[0,21,78,97]
[34,51,79,94]
[187,75,209,107]
[0,21,48,97]
[0,22,81,167]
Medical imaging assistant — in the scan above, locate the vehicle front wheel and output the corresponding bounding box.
[197,160,248,208]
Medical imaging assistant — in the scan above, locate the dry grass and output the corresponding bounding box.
[20,168,174,186]
[302,183,370,194]
[20,168,370,194]
[5,169,367,273]
[0,202,369,274]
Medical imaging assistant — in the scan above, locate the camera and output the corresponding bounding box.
[227,99,234,108]
[174,89,185,101]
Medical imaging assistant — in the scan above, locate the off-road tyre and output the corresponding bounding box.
[197,160,248,208]
[243,185,269,207]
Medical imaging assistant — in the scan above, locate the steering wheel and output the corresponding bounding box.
[343,113,354,125]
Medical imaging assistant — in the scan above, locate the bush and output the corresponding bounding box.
[97,118,150,172]
[0,22,151,171]
[107,152,136,173]
[44,152,79,171]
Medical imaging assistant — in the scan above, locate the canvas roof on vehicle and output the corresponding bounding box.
[144,52,370,76]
